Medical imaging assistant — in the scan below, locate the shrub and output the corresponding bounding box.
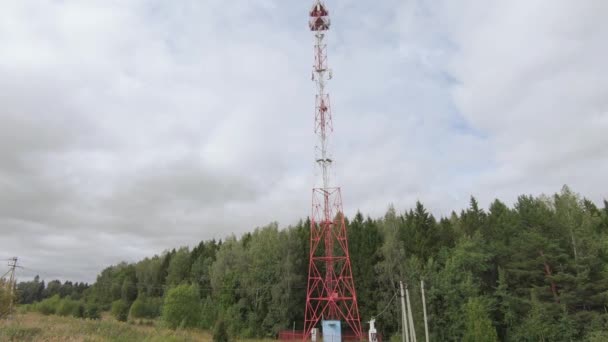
[129,297,146,319]
[74,302,85,318]
[147,297,162,317]
[111,299,130,322]
[130,296,162,319]
[161,284,201,329]
[587,331,608,342]
[84,302,101,320]
[36,295,61,315]
[56,298,81,317]
[213,319,230,342]
[18,304,33,314]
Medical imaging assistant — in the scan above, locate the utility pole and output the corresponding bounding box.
[6,257,19,317]
[406,284,417,342]
[421,280,429,342]
[399,281,410,342]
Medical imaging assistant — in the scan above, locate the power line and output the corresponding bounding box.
[372,291,398,319]
[19,266,53,277]
[0,257,19,319]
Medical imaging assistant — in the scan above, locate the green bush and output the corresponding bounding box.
[18,304,34,314]
[74,302,85,318]
[111,299,130,322]
[586,331,608,342]
[130,296,162,319]
[129,297,146,319]
[213,319,230,342]
[56,298,81,317]
[84,302,101,320]
[36,295,61,315]
[147,297,162,317]
[161,284,201,329]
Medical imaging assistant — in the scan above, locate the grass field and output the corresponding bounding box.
[0,312,215,341]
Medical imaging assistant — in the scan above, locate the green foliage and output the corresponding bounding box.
[44,280,62,298]
[84,302,101,320]
[24,186,608,340]
[16,275,46,304]
[121,279,137,303]
[128,298,146,319]
[162,284,201,329]
[135,256,163,297]
[1,313,212,341]
[0,326,42,340]
[200,296,218,329]
[74,302,85,318]
[88,262,136,307]
[166,247,192,286]
[129,296,162,319]
[36,295,61,316]
[213,319,230,342]
[56,298,83,318]
[18,303,34,314]
[463,297,498,342]
[111,299,130,322]
[190,239,220,299]
[348,212,383,321]
[586,330,608,342]
[0,279,14,317]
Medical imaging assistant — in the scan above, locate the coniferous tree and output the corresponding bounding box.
[15,186,608,341]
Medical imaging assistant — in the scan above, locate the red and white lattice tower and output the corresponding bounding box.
[304,1,363,339]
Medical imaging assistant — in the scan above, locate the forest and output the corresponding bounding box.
[11,186,608,341]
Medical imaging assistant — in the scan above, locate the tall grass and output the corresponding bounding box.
[0,312,210,341]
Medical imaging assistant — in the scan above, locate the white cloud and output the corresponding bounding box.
[1,0,606,282]
[435,1,608,203]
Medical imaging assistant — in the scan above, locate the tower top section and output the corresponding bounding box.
[309,1,330,31]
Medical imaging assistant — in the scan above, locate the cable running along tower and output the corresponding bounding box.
[304,1,363,339]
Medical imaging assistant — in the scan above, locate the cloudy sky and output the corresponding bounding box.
[1,0,607,283]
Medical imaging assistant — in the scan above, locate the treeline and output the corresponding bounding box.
[15,276,98,319]
[17,276,89,304]
[16,186,608,341]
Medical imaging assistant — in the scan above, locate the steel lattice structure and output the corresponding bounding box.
[304,1,363,339]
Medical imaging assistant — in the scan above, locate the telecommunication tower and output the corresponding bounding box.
[304,1,363,339]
